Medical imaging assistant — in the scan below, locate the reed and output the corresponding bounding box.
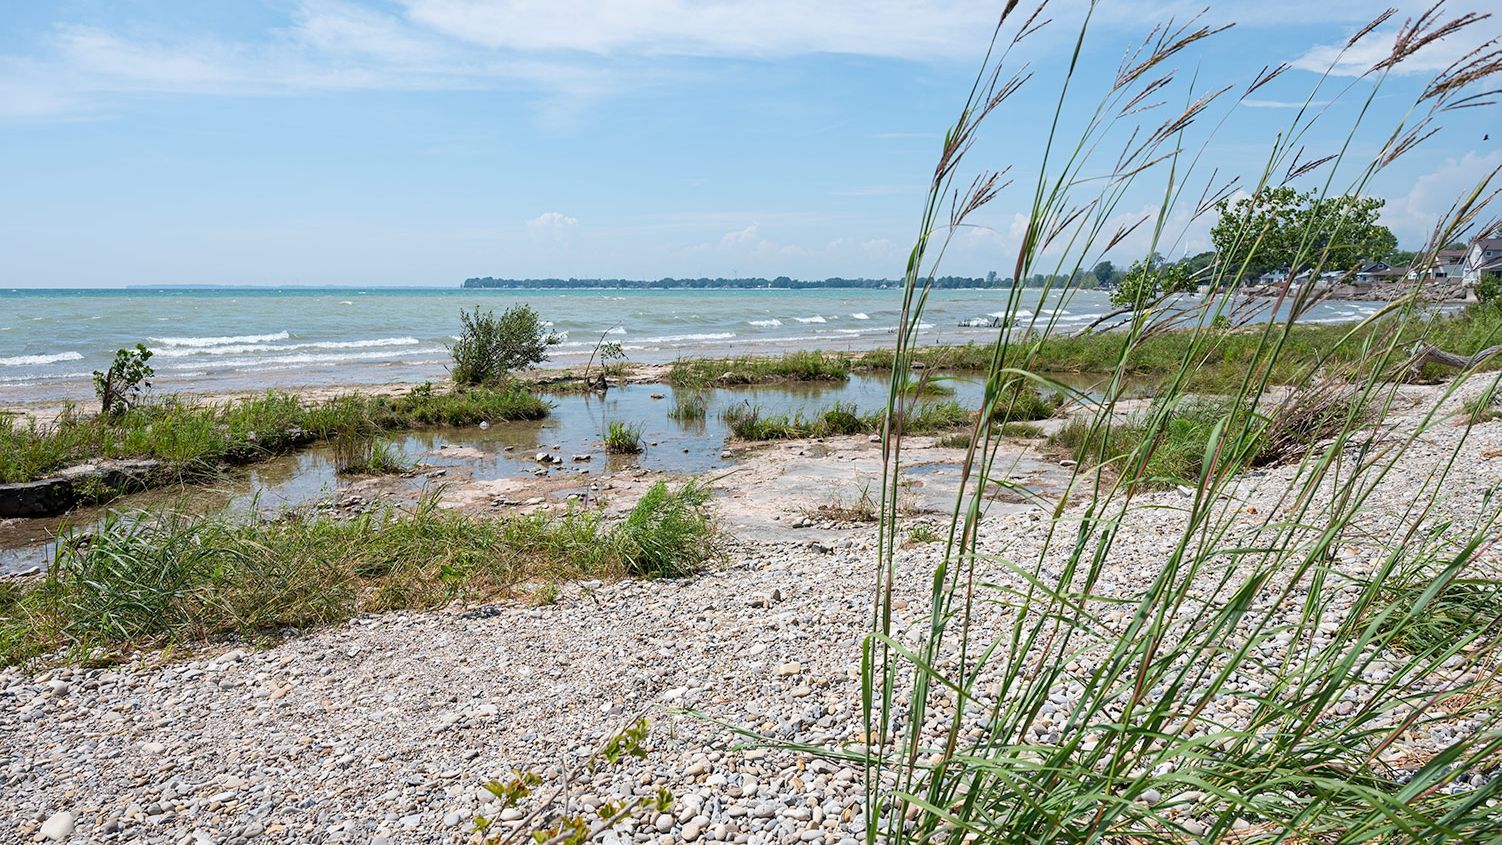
[855,3,1502,843]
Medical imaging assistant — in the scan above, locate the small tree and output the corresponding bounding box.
[93,344,154,418]
[1108,260,1196,308]
[450,305,561,385]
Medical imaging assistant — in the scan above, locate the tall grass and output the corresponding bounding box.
[0,480,714,664]
[857,3,1502,844]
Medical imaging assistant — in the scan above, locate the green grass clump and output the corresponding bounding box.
[0,482,714,664]
[332,435,410,476]
[603,420,645,454]
[0,383,548,485]
[668,391,708,421]
[1365,570,1502,655]
[666,349,850,388]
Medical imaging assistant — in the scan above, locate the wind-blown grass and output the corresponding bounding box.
[849,3,1502,844]
[0,480,714,664]
[0,383,548,485]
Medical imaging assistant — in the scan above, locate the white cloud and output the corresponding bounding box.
[719,224,758,246]
[1242,98,1330,110]
[526,211,578,240]
[1291,10,1499,78]
[399,0,998,59]
[1382,149,1502,247]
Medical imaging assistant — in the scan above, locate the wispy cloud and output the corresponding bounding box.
[399,0,998,59]
[526,211,578,240]
[1242,98,1330,110]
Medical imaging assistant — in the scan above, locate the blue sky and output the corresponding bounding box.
[1,1,1498,287]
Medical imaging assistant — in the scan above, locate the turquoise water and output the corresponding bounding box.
[0,286,1390,403]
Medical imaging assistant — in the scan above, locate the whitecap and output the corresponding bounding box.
[162,347,445,370]
[850,313,870,320]
[605,326,627,335]
[154,337,420,358]
[748,319,783,327]
[150,331,290,347]
[793,315,827,324]
[0,351,84,367]
[631,331,737,344]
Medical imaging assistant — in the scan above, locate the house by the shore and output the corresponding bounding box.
[1465,238,1502,285]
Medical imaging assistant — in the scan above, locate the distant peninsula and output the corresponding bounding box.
[461,275,1022,290]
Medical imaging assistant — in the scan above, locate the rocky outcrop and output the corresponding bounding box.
[0,460,162,518]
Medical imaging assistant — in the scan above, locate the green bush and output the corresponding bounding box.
[93,344,154,417]
[450,305,561,385]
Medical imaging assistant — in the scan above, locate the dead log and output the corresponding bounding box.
[1407,341,1502,377]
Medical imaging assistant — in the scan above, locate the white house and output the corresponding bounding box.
[1465,238,1502,285]
[1407,247,1470,282]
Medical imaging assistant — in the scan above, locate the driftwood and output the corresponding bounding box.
[1407,341,1502,375]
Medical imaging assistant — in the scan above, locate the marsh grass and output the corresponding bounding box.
[603,420,645,454]
[332,434,409,476]
[0,480,714,664]
[666,349,850,388]
[0,383,547,485]
[721,401,973,441]
[668,391,708,422]
[849,3,1502,843]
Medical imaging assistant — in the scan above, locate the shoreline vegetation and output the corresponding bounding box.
[0,383,547,488]
[8,296,1502,488]
[0,481,714,665]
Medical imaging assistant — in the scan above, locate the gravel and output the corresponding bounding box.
[2,382,1499,843]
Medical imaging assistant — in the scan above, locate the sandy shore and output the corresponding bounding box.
[2,378,1499,843]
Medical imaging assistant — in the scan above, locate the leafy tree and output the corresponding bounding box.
[93,344,154,418]
[450,305,561,385]
[1092,261,1116,287]
[1108,260,1196,308]
[1210,187,1397,278]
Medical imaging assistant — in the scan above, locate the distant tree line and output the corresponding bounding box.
[462,274,1105,290]
[465,193,1422,294]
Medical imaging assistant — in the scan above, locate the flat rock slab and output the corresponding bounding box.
[0,460,161,518]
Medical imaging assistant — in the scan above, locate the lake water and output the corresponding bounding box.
[0,287,1391,404]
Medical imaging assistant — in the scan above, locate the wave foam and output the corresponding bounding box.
[849,312,870,320]
[793,315,826,324]
[0,351,84,367]
[748,319,783,327]
[154,337,420,358]
[150,331,290,347]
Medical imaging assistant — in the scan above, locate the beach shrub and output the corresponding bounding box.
[93,344,154,418]
[450,305,561,385]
